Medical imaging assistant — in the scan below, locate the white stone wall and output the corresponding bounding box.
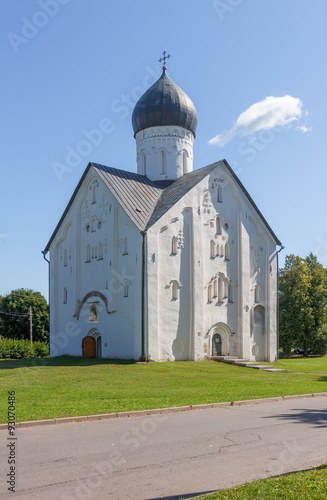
[146,162,278,362]
[49,163,278,363]
[135,125,194,181]
[49,168,143,360]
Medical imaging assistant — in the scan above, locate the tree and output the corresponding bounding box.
[0,289,49,343]
[279,254,327,357]
[305,253,327,354]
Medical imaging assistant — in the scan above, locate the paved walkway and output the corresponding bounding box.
[1,396,326,499]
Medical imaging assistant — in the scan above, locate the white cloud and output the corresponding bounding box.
[209,95,304,147]
[296,125,311,133]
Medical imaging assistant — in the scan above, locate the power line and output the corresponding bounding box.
[0,311,30,317]
[9,293,46,302]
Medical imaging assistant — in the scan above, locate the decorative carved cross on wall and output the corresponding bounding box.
[159,51,171,68]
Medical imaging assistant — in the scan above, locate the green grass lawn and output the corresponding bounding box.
[190,463,327,499]
[0,356,326,423]
[261,356,327,374]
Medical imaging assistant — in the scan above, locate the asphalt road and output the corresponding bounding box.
[1,397,327,499]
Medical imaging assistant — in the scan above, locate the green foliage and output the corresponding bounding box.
[190,463,327,499]
[0,337,49,359]
[0,288,49,342]
[279,254,327,356]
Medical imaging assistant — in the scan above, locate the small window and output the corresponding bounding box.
[255,286,260,304]
[91,219,96,232]
[92,184,96,204]
[183,151,188,175]
[225,243,230,261]
[143,154,146,176]
[216,217,222,235]
[171,236,177,255]
[218,277,223,302]
[228,285,233,303]
[63,287,67,304]
[95,246,98,259]
[124,281,129,297]
[123,238,128,255]
[208,284,213,303]
[172,282,178,300]
[217,185,222,203]
[92,247,94,259]
[86,244,90,262]
[210,240,216,259]
[221,244,224,258]
[224,281,228,298]
[64,249,67,267]
[216,244,220,257]
[161,150,165,174]
[213,279,218,298]
[99,242,103,260]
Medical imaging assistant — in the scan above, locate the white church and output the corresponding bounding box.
[44,58,282,362]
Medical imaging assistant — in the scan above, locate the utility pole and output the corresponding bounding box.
[29,305,33,345]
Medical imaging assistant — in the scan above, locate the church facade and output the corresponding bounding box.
[44,64,282,362]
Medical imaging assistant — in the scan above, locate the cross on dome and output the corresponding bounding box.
[159,51,171,70]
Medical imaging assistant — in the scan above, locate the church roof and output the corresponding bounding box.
[132,69,198,137]
[44,160,281,252]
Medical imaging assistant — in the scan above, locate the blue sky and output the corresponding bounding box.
[1,0,327,300]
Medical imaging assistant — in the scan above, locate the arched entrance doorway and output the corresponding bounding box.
[212,334,222,356]
[209,322,231,358]
[82,336,96,357]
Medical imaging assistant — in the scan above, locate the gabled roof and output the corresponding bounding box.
[44,163,164,252]
[44,160,281,252]
[145,163,218,230]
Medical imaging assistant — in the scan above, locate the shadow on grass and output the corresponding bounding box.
[0,356,137,370]
[265,405,327,428]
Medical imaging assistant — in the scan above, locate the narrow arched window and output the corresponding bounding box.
[183,151,188,174]
[95,246,98,259]
[91,219,96,232]
[92,184,96,204]
[123,238,128,255]
[92,247,94,259]
[171,236,177,255]
[161,150,165,174]
[63,287,67,304]
[228,285,233,303]
[225,243,230,261]
[221,244,224,258]
[218,277,224,302]
[86,244,90,262]
[224,281,228,298]
[213,279,218,298]
[216,244,220,257]
[217,185,222,203]
[143,154,146,176]
[99,242,103,260]
[172,282,178,300]
[210,240,215,259]
[124,281,129,297]
[208,284,213,303]
[216,217,222,235]
[255,286,260,303]
[64,249,67,267]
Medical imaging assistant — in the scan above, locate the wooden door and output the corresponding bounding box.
[82,336,96,357]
